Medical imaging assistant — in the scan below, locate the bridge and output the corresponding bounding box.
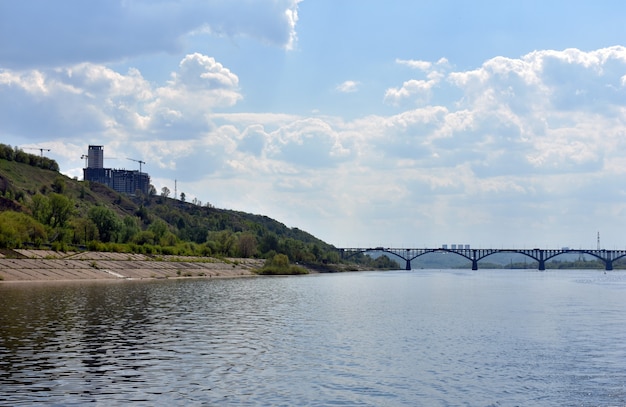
[339,247,626,271]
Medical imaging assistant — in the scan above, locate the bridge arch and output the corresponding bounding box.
[543,250,623,271]
[474,249,542,270]
[339,247,626,271]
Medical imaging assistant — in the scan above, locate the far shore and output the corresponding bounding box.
[0,249,266,283]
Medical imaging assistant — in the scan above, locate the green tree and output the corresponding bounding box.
[51,176,66,193]
[260,233,279,254]
[160,231,178,247]
[79,183,87,199]
[70,218,98,245]
[135,205,150,223]
[0,143,15,161]
[324,250,341,264]
[0,211,47,248]
[29,193,50,224]
[311,244,322,261]
[120,216,140,243]
[47,193,73,228]
[238,233,258,258]
[270,253,290,268]
[88,206,120,242]
[148,219,169,241]
[207,230,237,256]
[133,230,156,245]
[372,255,401,270]
[14,148,28,163]
[180,192,186,202]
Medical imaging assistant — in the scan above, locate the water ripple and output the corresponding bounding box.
[1,271,626,405]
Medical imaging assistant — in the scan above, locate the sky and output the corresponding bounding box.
[3,1,626,249]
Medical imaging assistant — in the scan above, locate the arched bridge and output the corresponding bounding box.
[339,247,626,271]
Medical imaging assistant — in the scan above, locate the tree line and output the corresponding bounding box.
[0,157,344,266]
[0,143,59,171]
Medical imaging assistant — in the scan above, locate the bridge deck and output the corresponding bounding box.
[339,248,626,271]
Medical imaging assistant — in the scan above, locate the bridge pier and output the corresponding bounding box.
[405,259,411,270]
[538,250,545,271]
[606,260,613,271]
[472,259,478,270]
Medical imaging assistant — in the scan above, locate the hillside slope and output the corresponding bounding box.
[0,154,340,264]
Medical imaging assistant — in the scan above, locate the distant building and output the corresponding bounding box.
[87,145,104,169]
[83,145,150,195]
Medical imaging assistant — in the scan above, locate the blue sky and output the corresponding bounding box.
[3,0,626,249]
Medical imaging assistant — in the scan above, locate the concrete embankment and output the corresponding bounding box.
[0,249,263,282]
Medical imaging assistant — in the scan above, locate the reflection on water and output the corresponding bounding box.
[1,270,626,405]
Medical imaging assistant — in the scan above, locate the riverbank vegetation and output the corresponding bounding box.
[0,144,393,271]
[257,254,309,275]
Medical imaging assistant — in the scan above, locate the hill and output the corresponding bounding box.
[0,145,347,267]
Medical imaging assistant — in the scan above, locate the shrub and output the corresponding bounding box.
[0,211,47,248]
[51,241,67,252]
[257,254,308,275]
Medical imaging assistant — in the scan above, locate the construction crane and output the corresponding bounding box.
[23,147,51,168]
[127,157,146,173]
[23,147,51,157]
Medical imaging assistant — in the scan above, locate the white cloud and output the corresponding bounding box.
[384,59,449,106]
[174,53,239,90]
[336,80,360,93]
[384,78,438,106]
[0,53,242,144]
[4,46,626,247]
[396,58,432,71]
[151,53,242,120]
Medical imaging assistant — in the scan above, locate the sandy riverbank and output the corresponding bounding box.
[0,249,264,282]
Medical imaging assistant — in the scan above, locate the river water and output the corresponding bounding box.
[1,269,625,406]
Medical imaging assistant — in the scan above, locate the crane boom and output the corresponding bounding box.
[23,147,51,157]
[22,147,51,168]
[127,157,146,173]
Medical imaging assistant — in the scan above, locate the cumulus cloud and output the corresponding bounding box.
[4,45,626,246]
[6,46,626,181]
[0,0,301,68]
[384,58,449,106]
[0,53,242,146]
[384,78,438,106]
[381,46,626,180]
[298,46,626,245]
[151,53,242,123]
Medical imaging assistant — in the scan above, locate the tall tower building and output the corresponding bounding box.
[87,145,104,169]
[83,144,150,195]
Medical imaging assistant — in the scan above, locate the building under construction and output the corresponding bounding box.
[83,145,150,195]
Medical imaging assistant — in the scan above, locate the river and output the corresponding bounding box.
[1,269,625,406]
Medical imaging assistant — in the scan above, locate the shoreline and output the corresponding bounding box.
[0,249,264,283]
